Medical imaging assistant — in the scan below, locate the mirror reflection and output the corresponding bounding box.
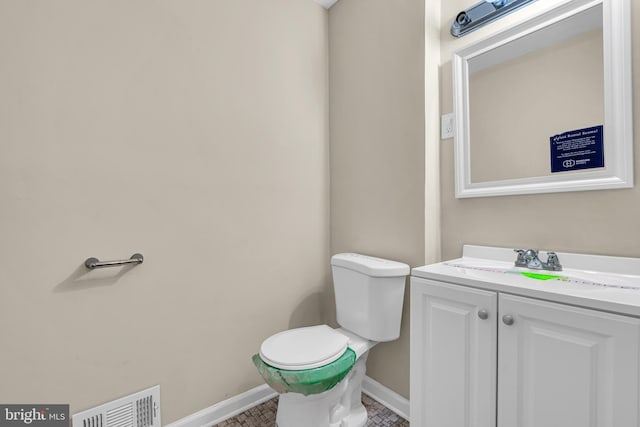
[468,5,604,183]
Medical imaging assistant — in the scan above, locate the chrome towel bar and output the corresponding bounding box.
[84,253,144,270]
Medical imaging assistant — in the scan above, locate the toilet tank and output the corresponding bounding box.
[331,253,410,342]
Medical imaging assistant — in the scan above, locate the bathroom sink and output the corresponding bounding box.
[444,259,640,291]
[413,245,640,325]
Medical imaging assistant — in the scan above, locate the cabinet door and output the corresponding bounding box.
[498,294,640,427]
[411,278,497,427]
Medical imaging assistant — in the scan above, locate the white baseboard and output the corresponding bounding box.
[166,376,409,427]
[164,384,277,427]
[362,376,410,421]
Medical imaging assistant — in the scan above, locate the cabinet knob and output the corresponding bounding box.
[478,309,489,320]
[502,314,515,326]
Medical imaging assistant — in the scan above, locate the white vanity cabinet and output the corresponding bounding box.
[410,277,640,427]
[410,278,497,427]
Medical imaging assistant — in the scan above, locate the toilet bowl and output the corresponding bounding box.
[253,325,375,427]
[253,325,357,396]
[252,254,410,427]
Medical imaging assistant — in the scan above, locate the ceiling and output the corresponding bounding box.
[313,0,339,9]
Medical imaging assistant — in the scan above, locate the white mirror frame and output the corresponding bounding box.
[453,0,633,198]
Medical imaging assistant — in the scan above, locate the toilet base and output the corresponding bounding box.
[275,354,369,427]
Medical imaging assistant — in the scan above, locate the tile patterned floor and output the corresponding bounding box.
[213,393,409,427]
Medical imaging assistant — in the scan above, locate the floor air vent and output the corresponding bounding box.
[72,386,160,427]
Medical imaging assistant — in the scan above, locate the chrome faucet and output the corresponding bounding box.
[513,249,562,271]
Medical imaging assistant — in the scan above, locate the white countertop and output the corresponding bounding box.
[412,245,640,317]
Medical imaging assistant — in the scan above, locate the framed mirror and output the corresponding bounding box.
[452,0,633,198]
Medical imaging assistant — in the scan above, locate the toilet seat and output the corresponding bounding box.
[260,325,349,370]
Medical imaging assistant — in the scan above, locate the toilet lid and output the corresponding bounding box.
[260,325,349,370]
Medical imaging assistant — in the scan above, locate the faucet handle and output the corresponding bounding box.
[513,249,527,267]
[544,251,562,271]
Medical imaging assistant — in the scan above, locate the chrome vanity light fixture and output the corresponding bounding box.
[451,0,537,37]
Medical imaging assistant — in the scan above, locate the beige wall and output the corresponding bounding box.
[440,0,640,260]
[329,0,425,399]
[0,0,329,423]
[470,30,604,182]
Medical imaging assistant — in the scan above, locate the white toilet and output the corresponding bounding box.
[252,253,410,427]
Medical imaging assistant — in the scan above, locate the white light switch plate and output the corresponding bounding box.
[441,113,454,139]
